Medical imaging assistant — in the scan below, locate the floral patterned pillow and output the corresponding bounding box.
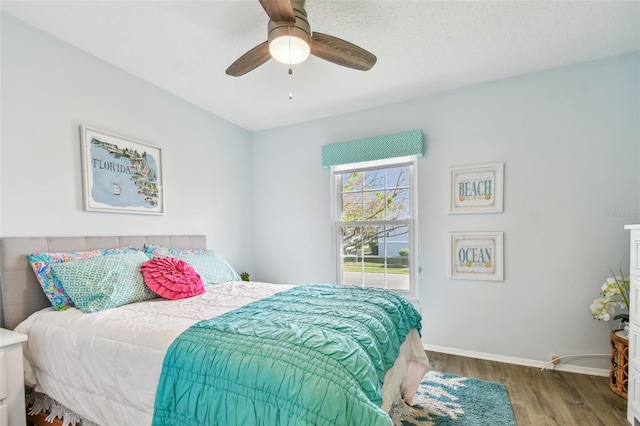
[28,246,142,310]
[143,243,203,258]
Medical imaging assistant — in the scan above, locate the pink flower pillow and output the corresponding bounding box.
[140,257,205,300]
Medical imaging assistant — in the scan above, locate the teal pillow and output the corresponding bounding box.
[50,251,157,313]
[27,246,142,310]
[171,251,240,285]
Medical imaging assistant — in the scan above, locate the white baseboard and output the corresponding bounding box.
[423,343,610,377]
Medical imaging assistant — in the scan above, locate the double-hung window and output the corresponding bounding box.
[331,156,418,299]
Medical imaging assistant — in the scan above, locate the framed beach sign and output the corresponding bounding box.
[80,126,164,214]
[449,232,504,281]
[450,162,503,214]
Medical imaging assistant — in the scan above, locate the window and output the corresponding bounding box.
[332,156,418,299]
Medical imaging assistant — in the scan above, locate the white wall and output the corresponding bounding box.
[0,14,254,273]
[252,52,640,370]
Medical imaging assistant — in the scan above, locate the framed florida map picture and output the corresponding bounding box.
[449,232,504,281]
[450,162,503,214]
[80,126,164,214]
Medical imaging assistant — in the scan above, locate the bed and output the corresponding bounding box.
[0,235,429,426]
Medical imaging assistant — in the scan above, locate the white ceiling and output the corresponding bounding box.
[2,0,639,132]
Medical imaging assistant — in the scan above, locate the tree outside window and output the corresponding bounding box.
[333,160,417,296]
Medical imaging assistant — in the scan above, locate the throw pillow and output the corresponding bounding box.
[28,246,142,310]
[50,251,156,313]
[140,257,205,300]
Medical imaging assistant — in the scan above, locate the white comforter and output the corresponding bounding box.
[16,281,428,426]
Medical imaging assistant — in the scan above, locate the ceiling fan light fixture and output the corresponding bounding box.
[267,10,311,65]
[226,0,376,77]
[269,34,310,64]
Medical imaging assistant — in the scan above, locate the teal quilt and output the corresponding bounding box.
[152,284,422,426]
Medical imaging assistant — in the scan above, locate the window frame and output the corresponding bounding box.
[331,156,419,300]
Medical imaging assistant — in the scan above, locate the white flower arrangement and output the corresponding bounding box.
[590,274,630,322]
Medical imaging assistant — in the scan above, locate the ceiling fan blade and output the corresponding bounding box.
[226,41,272,77]
[259,0,295,23]
[310,32,377,71]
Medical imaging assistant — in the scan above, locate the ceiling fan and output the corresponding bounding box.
[226,0,377,77]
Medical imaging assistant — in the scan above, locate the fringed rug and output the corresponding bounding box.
[401,371,517,426]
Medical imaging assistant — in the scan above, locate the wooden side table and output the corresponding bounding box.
[611,329,629,399]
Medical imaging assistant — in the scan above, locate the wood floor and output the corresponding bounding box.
[426,351,628,426]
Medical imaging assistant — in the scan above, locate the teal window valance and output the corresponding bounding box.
[321,129,424,168]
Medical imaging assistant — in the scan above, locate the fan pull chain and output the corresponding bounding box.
[288,26,293,100]
[288,67,293,100]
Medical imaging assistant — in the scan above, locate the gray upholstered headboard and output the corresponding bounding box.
[0,235,206,330]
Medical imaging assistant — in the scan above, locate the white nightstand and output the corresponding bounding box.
[0,328,28,426]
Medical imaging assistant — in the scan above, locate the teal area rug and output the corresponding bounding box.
[401,371,517,426]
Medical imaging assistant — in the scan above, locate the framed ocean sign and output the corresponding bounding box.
[449,232,504,281]
[80,126,164,214]
[450,162,503,214]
